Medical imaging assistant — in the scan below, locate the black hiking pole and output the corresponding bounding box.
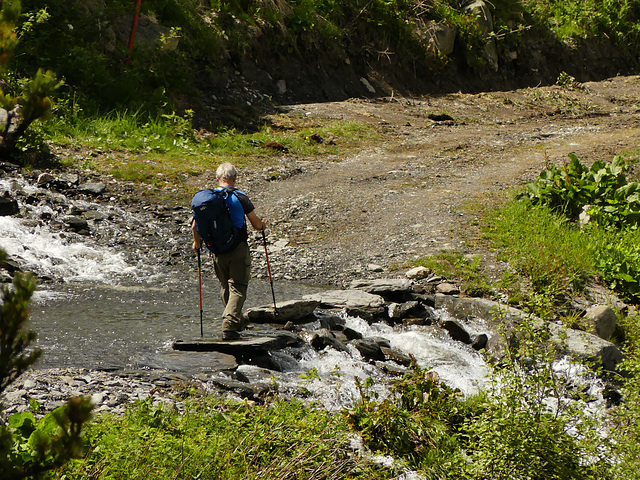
[197,248,203,337]
[262,229,278,317]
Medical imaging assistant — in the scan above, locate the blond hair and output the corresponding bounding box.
[216,162,238,182]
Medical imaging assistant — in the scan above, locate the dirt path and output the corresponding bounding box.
[243,75,640,285]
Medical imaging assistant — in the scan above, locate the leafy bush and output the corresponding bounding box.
[590,226,640,301]
[514,153,640,301]
[518,153,640,227]
[344,363,474,475]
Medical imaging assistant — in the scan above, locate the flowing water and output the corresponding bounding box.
[1,174,490,409]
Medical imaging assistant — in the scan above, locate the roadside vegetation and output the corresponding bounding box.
[3,1,640,479]
[6,0,640,166]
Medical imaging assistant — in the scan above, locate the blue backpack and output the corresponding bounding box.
[191,188,240,254]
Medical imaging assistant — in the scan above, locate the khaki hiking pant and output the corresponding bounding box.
[213,241,251,333]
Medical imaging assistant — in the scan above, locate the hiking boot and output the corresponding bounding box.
[222,330,242,341]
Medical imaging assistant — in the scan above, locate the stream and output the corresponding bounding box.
[1,172,491,409]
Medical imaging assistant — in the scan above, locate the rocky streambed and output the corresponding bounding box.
[2,268,625,419]
[0,152,632,418]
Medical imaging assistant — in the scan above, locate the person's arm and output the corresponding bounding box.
[246,210,266,231]
[191,218,201,251]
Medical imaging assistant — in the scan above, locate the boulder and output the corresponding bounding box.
[471,333,488,351]
[0,195,18,216]
[437,294,623,371]
[349,278,413,300]
[246,299,320,324]
[315,310,346,330]
[78,182,107,195]
[303,289,386,321]
[37,172,55,185]
[63,215,89,233]
[310,329,349,352]
[405,266,431,280]
[441,320,471,344]
[388,300,424,320]
[549,323,623,372]
[381,346,413,366]
[436,283,460,295]
[434,294,530,328]
[351,339,385,361]
[585,305,617,340]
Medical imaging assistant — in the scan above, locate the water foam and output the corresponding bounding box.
[0,215,135,283]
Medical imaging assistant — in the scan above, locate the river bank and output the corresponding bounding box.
[2,75,640,421]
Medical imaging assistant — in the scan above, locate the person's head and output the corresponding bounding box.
[216,162,238,184]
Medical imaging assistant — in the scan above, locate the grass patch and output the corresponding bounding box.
[412,251,494,297]
[484,201,593,297]
[53,395,385,480]
[43,110,376,192]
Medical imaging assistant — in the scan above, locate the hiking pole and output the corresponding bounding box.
[197,248,203,337]
[262,229,278,317]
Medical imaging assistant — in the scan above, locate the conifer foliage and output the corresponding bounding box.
[0,249,92,479]
[0,0,61,163]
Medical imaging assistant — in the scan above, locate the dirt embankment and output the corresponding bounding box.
[228,75,640,286]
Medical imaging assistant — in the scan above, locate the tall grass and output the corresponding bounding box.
[42,109,375,187]
[53,396,385,480]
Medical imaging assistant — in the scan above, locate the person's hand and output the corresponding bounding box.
[192,240,201,251]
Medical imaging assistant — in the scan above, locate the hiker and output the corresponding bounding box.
[191,162,266,340]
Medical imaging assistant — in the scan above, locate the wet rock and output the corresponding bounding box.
[54,173,80,189]
[173,331,301,355]
[37,172,55,185]
[63,215,89,233]
[408,293,436,307]
[403,317,432,326]
[549,323,622,372]
[208,378,272,400]
[351,339,385,361]
[310,328,349,352]
[388,300,424,320]
[246,299,320,323]
[471,333,488,351]
[304,290,386,321]
[1,258,21,273]
[381,346,413,366]
[0,194,18,216]
[434,294,529,328]
[315,310,346,330]
[441,319,471,344]
[585,305,617,340]
[342,326,363,340]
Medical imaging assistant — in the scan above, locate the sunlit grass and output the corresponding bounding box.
[44,110,377,188]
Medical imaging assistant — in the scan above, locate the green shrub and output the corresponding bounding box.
[462,316,610,480]
[518,153,640,227]
[1,249,93,479]
[55,396,384,479]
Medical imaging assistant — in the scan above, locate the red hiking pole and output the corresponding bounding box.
[262,230,278,317]
[197,248,203,337]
